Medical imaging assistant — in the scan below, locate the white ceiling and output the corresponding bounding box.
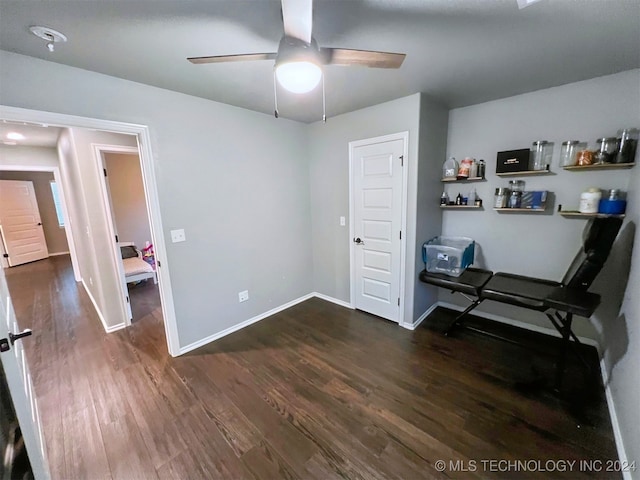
[0,122,61,147]
[0,0,639,123]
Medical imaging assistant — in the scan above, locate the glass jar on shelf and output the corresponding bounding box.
[508,179,525,193]
[494,188,509,208]
[560,140,581,167]
[531,141,553,171]
[615,128,638,164]
[576,148,594,166]
[594,137,617,164]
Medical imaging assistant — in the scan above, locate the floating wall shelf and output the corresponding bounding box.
[440,205,483,210]
[562,163,635,171]
[558,210,626,219]
[496,169,552,177]
[441,176,486,183]
[494,208,546,213]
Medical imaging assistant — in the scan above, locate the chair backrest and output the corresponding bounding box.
[562,217,623,290]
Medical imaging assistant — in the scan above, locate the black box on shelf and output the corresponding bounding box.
[496,149,531,173]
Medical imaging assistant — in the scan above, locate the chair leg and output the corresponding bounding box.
[554,312,573,391]
[546,312,591,371]
[445,298,483,336]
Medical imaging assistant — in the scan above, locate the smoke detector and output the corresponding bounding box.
[29,26,67,52]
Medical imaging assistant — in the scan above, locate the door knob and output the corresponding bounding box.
[9,329,32,345]
[353,237,364,245]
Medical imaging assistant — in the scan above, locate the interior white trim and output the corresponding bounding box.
[403,302,440,331]
[92,144,138,327]
[348,131,409,326]
[0,104,181,356]
[312,292,354,309]
[179,293,315,355]
[599,357,631,480]
[81,278,124,333]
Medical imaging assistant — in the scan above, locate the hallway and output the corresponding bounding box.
[5,256,168,479]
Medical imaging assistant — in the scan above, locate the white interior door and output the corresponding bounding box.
[0,268,49,479]
[0,180,49,267]
[96,150,133,323]
[351,135,405,322]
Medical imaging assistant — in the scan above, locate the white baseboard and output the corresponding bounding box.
[312,292,354,309]
[402,302,440,330]
[49,251,70,257]
[81,279,125,333]
[599,355,631,479]
[179,293,315,355]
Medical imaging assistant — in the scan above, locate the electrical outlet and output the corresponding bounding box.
[170,229,186,243]
[340,216,346,226]
[238,290,249,303]
[89,277,93,286]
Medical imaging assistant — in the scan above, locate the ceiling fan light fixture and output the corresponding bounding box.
[275,61,322,94]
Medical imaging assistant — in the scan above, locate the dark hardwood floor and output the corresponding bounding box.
[5,256,620,479]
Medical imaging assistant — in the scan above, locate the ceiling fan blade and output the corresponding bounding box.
[321,48,406,69]
[281,0,313,44]
[188,53,277,65]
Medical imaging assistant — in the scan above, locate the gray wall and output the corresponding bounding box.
[0,51,312,347]
[104,152,152,250]
[606,151,640,469]
[0,170,69,254]
[307,93,423,324]
[443,70,639,339]
[56,128,139,330]
[414,95,448,322]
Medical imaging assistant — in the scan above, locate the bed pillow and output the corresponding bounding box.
[120,245,138,259]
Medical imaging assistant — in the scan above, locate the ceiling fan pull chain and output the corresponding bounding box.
[273,68,279,119]
[322,74,327,123]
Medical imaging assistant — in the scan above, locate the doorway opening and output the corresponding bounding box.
[96,145,159,326]
[0,105,179,356]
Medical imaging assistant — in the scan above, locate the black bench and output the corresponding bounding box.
[419,217,622,389]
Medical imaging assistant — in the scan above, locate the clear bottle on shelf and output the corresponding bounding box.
[442,157,458,179]
[477,159,486,178]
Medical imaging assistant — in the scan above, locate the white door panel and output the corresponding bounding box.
[0,268,49,479]
[351,137,405,322]
[0,180,49,267]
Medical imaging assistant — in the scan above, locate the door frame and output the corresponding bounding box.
[348,131,409,325]
[0,165,79,280]
[0,104,181,357]
[93,144,140,326]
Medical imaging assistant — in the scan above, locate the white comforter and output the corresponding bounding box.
[123,257,154,277]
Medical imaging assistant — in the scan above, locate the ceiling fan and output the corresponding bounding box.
[187,0,406,121]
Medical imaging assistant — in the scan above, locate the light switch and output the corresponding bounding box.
[170,229,186,243]
[340,216,346,226]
